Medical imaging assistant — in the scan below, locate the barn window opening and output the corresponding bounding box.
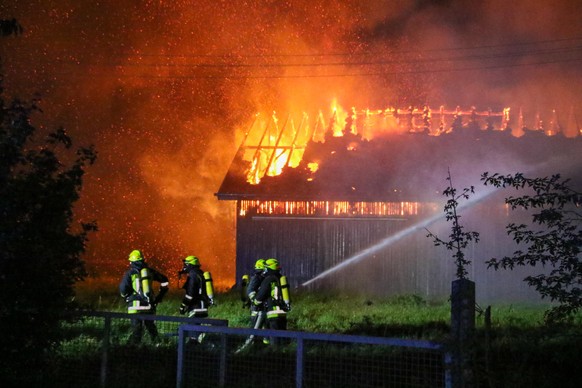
[239,200,438,217]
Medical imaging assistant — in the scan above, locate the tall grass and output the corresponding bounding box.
[74,277,575,339]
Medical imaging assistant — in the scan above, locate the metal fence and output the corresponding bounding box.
[177,324,448,388]
[51,312,448,388]
[53,311,228,388]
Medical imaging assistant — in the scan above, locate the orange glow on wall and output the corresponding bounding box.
[239,200,437,217]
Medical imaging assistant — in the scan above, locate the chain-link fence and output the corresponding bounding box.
[177,324,448,388]
[46,312,447,387]
[52,311,227,387]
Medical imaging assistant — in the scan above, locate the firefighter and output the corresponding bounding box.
[246,259,267,330]
[178,255,214,316]
[119,249,169,344]
[235,259,268,352]
[178,255,214,343]
[254,258,291,345]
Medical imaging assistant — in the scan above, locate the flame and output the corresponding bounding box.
[547,109,560,136]
[329,99,349,137]
[241,102,576,184]
[246,157,261,184]
[266,148,288,176]
[239,200,435,217]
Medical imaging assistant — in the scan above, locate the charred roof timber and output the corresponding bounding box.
[215,106,582,204]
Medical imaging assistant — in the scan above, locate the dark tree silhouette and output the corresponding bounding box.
[0,18,23,36]
[482,172,582,322]
[0,20,97,381]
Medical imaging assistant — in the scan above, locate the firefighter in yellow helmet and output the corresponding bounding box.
[178,256,214,317]
[119,249,169,344]
[253,258,291,345]
[178,255,214,343]
[246,259,267,330]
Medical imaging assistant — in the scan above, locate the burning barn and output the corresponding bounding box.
[216,105,582,302]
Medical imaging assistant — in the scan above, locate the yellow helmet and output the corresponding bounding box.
[128,250,143,262]
[265,258,280,271]
[254,259,266,270]
[184,255,200,266]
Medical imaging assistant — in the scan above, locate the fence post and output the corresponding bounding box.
[176,326,185,388]
[219,333,227,387]
[296,337,304,388]
[450,278,475,387]
[100,316,111,388]
[444,351,453,388]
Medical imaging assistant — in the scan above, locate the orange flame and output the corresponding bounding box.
[241,102,574,184]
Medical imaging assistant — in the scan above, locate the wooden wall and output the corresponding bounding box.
[235,200,544,303]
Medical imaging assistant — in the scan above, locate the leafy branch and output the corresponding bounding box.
[427,169,480,280]
[482,172,582,322]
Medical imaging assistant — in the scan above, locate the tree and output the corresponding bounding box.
[0,22,96,379]
[427,169,480,279]
[0,18,23,36]
[482,172,582,322]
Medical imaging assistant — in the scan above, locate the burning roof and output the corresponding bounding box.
[216,105,582,202]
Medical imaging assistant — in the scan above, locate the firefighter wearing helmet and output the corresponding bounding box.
[119,249,169,344]
[254,258,291,345]
[178,255,214,319]
[246,259,267,330]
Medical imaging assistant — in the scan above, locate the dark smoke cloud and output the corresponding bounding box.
[1,0,581,286]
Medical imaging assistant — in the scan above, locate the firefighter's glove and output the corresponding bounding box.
[179,303,188,315]
[208,298,215,307]
[284,302,292,312]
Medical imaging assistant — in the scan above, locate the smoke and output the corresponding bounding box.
[1,0,581,287]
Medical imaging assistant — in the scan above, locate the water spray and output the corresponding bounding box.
[300,185,499,288]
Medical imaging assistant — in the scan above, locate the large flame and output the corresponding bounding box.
[241,103,578,184]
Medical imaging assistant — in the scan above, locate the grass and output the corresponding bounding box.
[75,278,562,338]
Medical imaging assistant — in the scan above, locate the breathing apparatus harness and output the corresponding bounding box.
[127,264,167,312]
[179,259,215,317]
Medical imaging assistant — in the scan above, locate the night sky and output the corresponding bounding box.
[1,0,582,286]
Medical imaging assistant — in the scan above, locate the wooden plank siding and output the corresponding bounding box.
[236,215,409,284]
[235,200,544,303]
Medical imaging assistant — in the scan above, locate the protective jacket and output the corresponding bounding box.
[180,264,212,317]
[246,268,266,328]
[119,260,169,314]
[255,269,288,320]
[247,269,265,306]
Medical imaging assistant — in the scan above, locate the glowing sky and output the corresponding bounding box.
[1,0,582,286]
